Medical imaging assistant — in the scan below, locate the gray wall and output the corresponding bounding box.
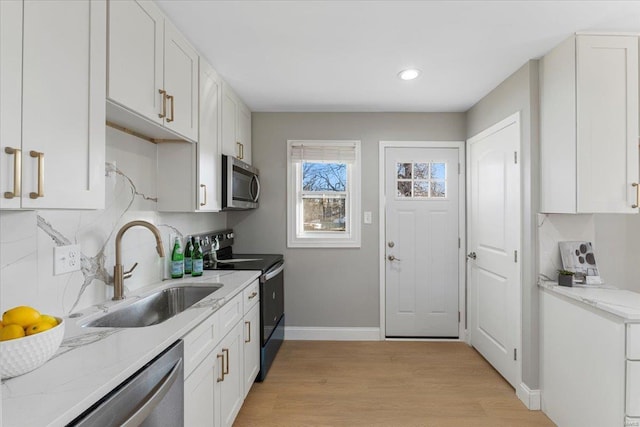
[230,113,466,328]
[466,60,540,389]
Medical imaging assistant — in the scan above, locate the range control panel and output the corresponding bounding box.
[192,229,234,255]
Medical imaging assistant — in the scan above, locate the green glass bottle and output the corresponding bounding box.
[192,238,203,277]
[184,236,193,275]
[170,236,184,279]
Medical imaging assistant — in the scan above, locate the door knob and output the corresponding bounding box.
[387,255,400,261]
[467,252,477,260]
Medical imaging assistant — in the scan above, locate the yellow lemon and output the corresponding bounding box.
[25,322,54,336]
[2,306,41,328]
[0,324,26,341]
[39,315,58,327]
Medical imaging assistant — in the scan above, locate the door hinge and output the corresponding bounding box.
[514,152,518,164]
[458,311,461,323]
[458,162,461,175]
[514,348,517,361]
[514,250,518,263]
[458,237,461,249]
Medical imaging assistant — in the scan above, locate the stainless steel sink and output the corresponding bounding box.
[83,284,223,328]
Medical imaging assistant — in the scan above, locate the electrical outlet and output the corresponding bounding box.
[54,244,82,275]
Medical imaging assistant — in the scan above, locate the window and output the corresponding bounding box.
[287,140,361,248]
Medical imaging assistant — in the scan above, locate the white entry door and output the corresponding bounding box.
[384,146,461,338]
[467,114,521,387]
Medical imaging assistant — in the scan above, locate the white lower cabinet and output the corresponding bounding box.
[243,303,260,398]
[215,321,245,427]
[182,280,260,426]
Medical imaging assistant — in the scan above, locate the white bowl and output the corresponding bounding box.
[1,318,65,379]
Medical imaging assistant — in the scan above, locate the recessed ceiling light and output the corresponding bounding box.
[398,69,421,81]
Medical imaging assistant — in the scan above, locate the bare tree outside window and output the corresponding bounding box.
[302,162,347,232]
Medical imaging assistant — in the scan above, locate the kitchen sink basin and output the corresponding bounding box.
[83,284,223,328]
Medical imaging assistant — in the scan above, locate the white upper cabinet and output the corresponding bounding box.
[541,35,639,214]
[222,83,252,164]
[107,0,198,142]
[157,60,222,212]
[1,0,106,210]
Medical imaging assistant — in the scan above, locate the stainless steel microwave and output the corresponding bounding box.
[222,155,260,210]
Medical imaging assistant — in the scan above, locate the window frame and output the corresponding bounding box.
[287,140,361,248]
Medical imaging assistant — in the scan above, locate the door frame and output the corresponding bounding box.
[466,112,522,388]
[378,141,466,340]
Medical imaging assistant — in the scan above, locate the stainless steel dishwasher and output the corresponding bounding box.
[68,340,184,426]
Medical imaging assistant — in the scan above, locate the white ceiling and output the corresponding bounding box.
[156,1,640,112]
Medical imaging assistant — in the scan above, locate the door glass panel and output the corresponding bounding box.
[395,162,447,199]
[397,163,412,179]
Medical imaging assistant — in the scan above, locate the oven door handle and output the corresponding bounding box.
[261,261,284,283]
[120,358,183,427]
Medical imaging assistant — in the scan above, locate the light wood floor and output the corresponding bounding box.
[234,341,554,427]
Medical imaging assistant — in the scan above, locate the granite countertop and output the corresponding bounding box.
[539,280,640,321]
[1,270,261,427]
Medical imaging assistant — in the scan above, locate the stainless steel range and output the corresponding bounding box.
[194,229,284,382]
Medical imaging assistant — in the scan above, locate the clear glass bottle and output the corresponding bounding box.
[183,236,193,275]
[170,236,184,279]
[192,238,203,277]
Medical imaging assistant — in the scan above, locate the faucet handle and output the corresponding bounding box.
[123,262,139,279]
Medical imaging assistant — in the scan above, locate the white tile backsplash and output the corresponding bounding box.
[0,128,227,316]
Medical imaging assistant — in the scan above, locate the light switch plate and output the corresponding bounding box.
[364,211,372,224]
[54,244,82,275]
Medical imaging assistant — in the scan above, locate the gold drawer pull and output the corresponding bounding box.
[633,183,639,208]
[216,353,225,382]
[248,291,257,300]
[222,348,230,375]
[166,94,174,123]
[4,147,21,199]
[200,184,207,206]
[245,320,251,343]
[158,89,167,118]
[29,150,44,199]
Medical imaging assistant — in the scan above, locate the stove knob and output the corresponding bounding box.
[227,232,234,239]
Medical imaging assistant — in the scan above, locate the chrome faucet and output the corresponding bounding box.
[113,220,165,301]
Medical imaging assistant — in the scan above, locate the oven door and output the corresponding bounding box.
[260,261,284,345]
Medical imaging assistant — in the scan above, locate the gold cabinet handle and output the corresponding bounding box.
[166,94,174,123]
[236,142,244,160]
[216,353,225,382]
[29,150,44,199]
[158,89,167,119]
[222,348,230,375]
[248,291,257,300]
[4,147,21,199]
[245,320,251,343]
[200,184,207,207]
[633,183,639,208]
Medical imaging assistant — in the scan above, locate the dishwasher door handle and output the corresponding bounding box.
[121,358,183,427]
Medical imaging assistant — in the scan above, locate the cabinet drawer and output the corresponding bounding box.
[627,361,640,416]
[243,280,260,313]
[628,324,640,360]
[183,311,219,377]
[219,292,243,338]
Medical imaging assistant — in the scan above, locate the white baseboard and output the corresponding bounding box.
[285,326,381,341]
[517,382,541,410]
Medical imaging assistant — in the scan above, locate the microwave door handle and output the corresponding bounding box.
[251,175,261,202]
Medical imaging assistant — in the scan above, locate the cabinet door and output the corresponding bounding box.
[238,101,252,164]
[221,84,239,159]
[21,0,105,209]
[243,303,260,398]
[164,21,199,142]
[199,61,222,211]
[216,321,244,427]
[576,35,639,213]
[108,0,164,124]
[0,0,22,209]
[184,353,217,427]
